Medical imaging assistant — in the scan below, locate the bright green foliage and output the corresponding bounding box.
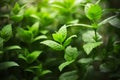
[27,51,42,64]
[5,45,21,51]
[59,60,74,71]
[12,2,20,14]
[29,22,40,36]
[32,35,47,42]
[41,40,64,51]
[85,3,102,21]
[0,0,119,80]
[10,2,24,22]
[64,46,78,61]
[52,25,67,43]
[0,24,12,41]
[83,42,102,55]
[0,61,19,70]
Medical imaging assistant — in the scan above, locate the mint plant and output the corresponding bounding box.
[0,0,120,80]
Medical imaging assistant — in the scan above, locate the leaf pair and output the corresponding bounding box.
[16,22,47,43]
[59,46,79,71]
[19,51,42,64]
[41,25,77,51]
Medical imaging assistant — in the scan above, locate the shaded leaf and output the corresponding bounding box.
[59,70,78,80]
[0,61,19,70]
[78,58,93,64]
[98,15,116,26]
[0,37,3,50]
[83,42,102,55]
[82,30,101,43]
[27,51,42,63]
[16,28,33,43]
[109,17,120,28]
[63,35,77,47]
[0,24,12,41]
[59,60,74,71]
[64,46,78,61]
[18,54,27,62]
[10,14,23,22]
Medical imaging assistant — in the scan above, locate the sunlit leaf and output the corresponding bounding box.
[30,22,40,36]
[85,3,102,20]
[32,35,47,42]
[41,40,64,51]
[52,25,67,43]
[12,2,20,14]
[5,45,21,51]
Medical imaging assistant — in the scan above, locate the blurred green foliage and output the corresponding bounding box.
[0,0,120,80]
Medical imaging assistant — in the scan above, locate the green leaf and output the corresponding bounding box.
[10,14,23,22]
[16,28,33,43]
[41,70,51,76]
[85,3,102,20]
[63,35,77,47]
[41,40,64,51]
[109,17,120,28]
[78,58,93,64]
[59,70,78,80]
[0,61,19,70]
[18,54,27,62]
[30,22,40,36]
[52,25,67,43]
[32,35,47,42]
[98,15,116,26]
[27,51,42,64]
[82,30,101,43]
[0,24,12,41]
[59,60,74,71]
[12,2,20,14]
[64,46,78,61]
[0,37,3,50]
[83,42,102,55]
[0,51,3,54]
[5,45,21,51]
